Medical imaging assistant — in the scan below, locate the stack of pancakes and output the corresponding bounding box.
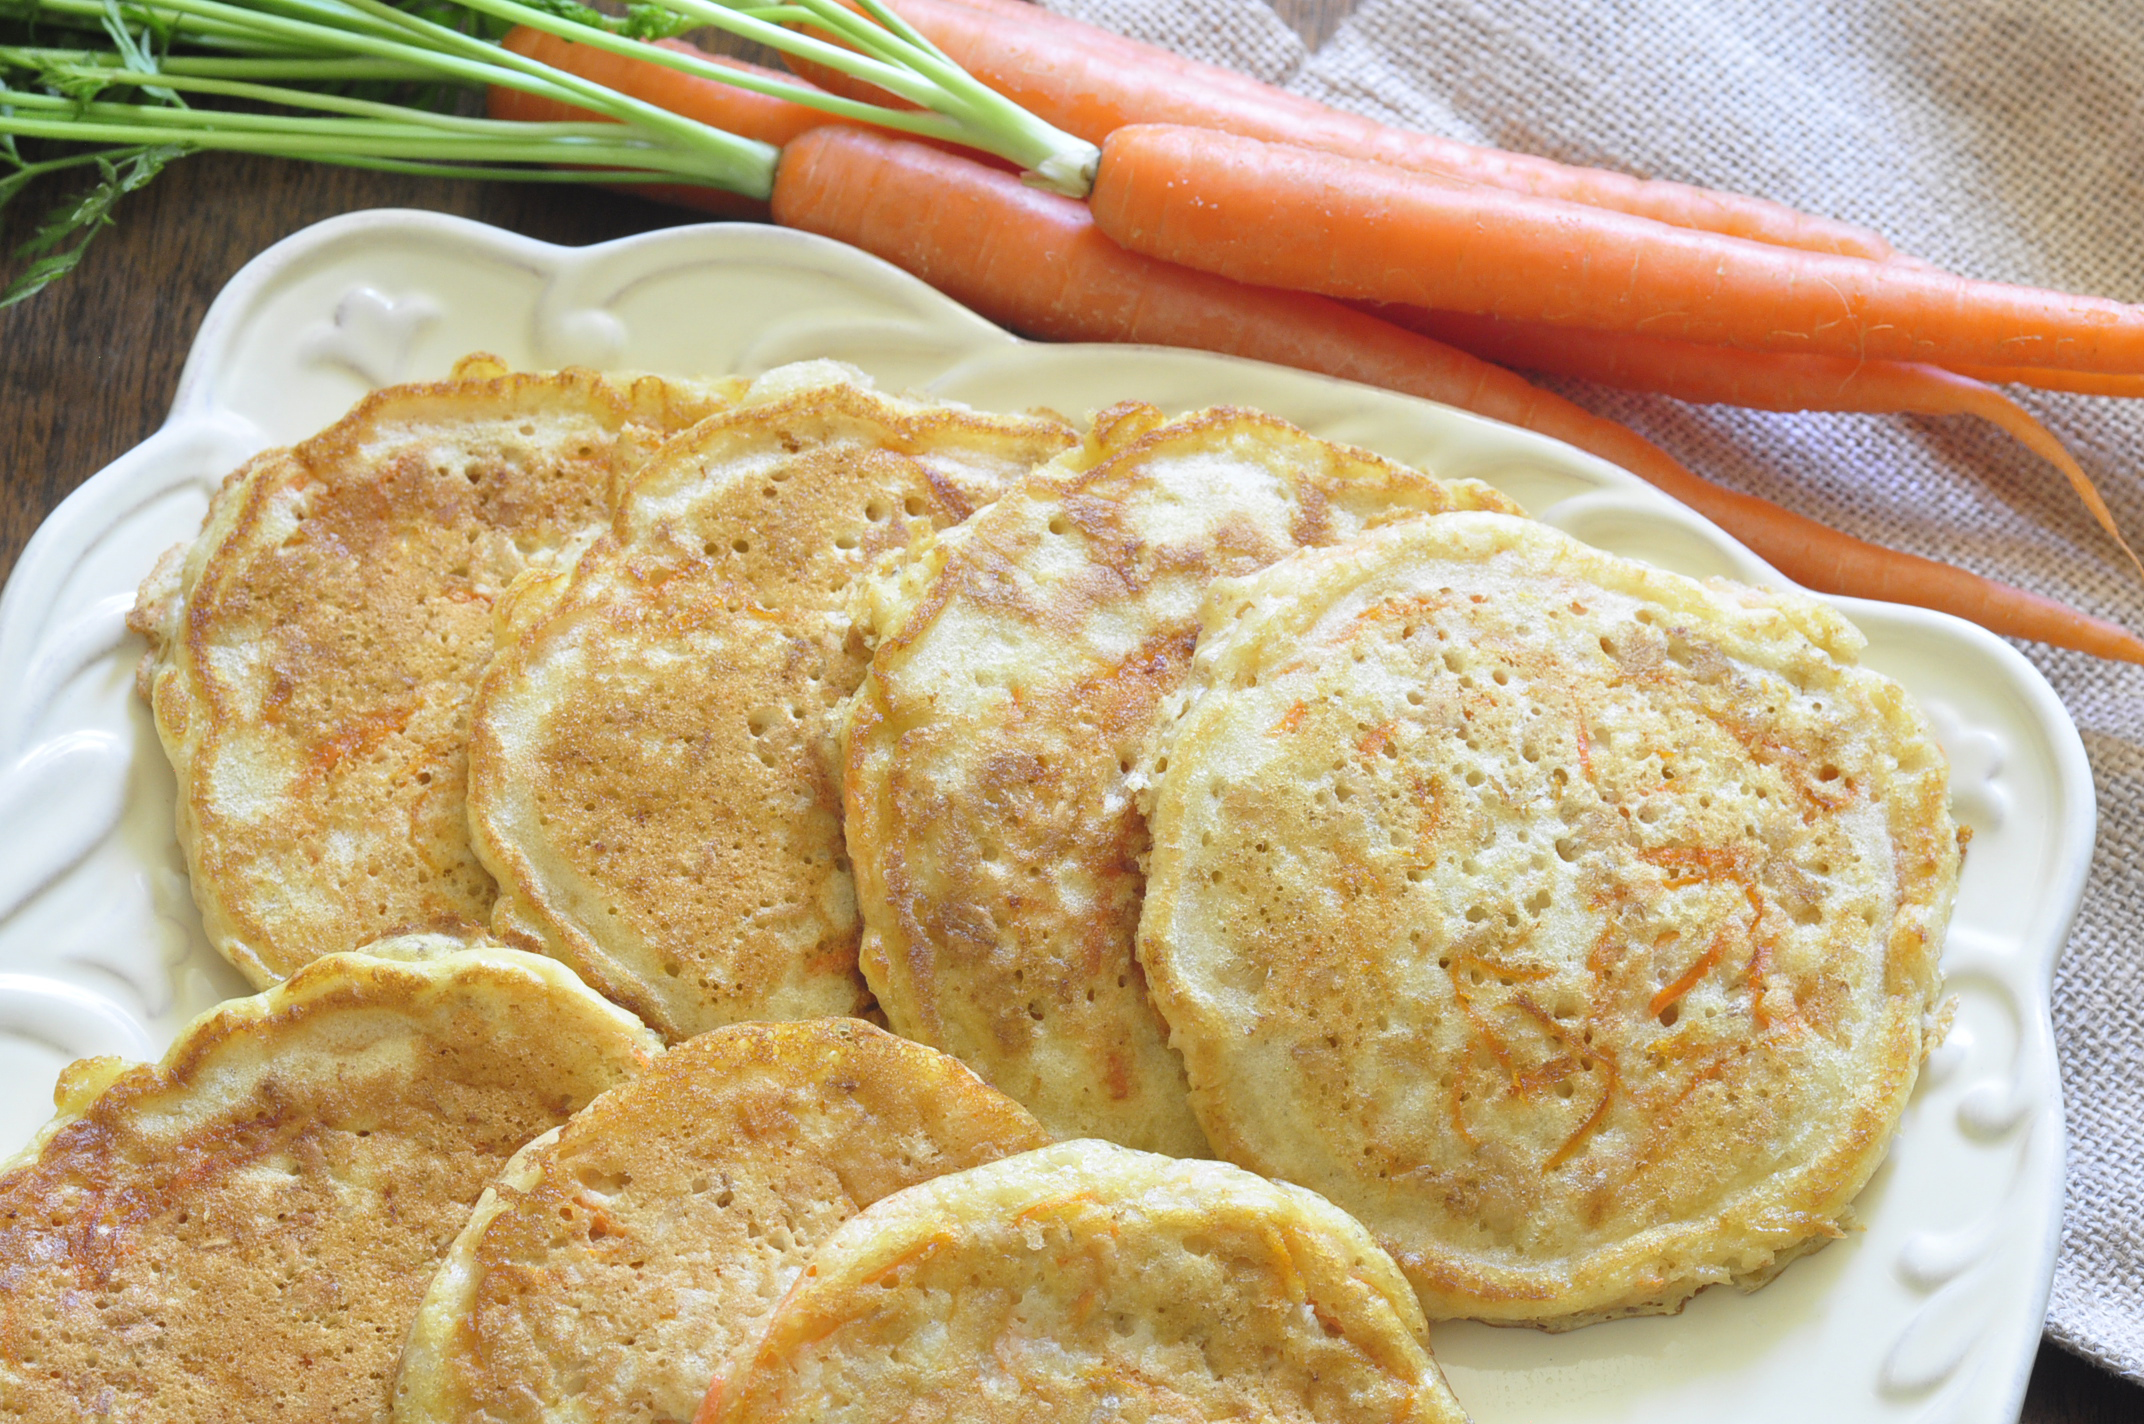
[0,358,1959,1421]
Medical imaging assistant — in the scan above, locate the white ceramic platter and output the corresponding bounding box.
[0,210,2083,1424]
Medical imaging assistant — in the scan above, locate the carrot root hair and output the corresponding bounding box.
[1392,307,2144,583]
[1952,365,2144,398]
[1583,424,2144,664]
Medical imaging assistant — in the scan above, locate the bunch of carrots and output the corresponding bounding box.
[6,0,2141,660]
[480,0,2144,663]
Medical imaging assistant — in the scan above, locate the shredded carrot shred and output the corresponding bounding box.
[1647,927,1730,1019]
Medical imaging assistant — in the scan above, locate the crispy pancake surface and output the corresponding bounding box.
[393,1018,1050,1424]
[845,403,1520,1153]
[1136,514,1958,1327]
[0,940,659,1423]
[708,1138,1468,1424]
[130,356,740,986]
[467,370,1074,1040]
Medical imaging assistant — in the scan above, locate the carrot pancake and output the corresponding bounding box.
[130,357,740,986]
[0,940,659,1423]
[1135,513,1958,1326]
[466,368,1074,1040]
[392,1018,1049,1424]
[844,403,1519,1153]
[705,1138,1469,1424]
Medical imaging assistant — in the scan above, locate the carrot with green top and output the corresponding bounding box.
[792,0,1910,263]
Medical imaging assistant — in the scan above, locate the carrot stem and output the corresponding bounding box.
[1,0,1100,212]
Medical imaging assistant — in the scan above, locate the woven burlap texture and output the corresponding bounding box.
[1043,0,2144,1385]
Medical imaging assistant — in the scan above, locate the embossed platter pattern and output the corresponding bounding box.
[0,210,2084,1424]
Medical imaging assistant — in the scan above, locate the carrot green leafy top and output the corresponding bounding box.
[0,0,1098,304]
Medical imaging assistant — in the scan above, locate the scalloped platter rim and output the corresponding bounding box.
[0,210,2084,1424]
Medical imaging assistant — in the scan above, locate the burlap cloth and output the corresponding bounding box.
[1041,0,2144,1384]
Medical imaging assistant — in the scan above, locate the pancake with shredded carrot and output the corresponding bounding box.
[1135,513,1958,1328]
[392,1017,1049,1424]
[705,1138,1469,1424]
[0,939,659,1424]
[844,403,1520,1154]
[466,367,1075,1041]
[129,356,741,987]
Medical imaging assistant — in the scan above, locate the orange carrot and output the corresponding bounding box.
[793,0,1908,263]
[1088,123,2144,376]
[1385,307,2143,577]
[493,29,836,146]
[692,1376,725,1424]
[487,30,836,217]
[767,127,2144,662]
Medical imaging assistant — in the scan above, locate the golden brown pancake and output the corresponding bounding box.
[844,403,1521,1154]
[706,1138,1471,1424]
[466,371,1075,1040]
[1136,513,1958,1327]
[0,939,660,1423]
[391,1018,1050,1424]
[130,356,741,986]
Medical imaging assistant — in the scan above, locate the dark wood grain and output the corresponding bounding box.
[2026,1343,2144,1423]
[0,153,695,579]
[0,5,2139,1420]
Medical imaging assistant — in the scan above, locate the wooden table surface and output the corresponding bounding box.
[1,4,2139,1420]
